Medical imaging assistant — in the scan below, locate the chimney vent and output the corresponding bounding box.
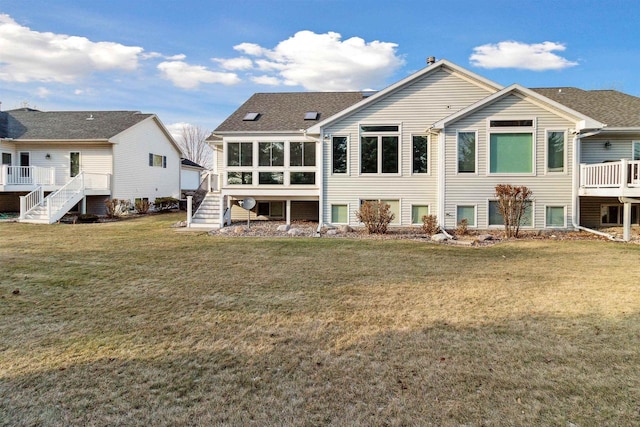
[427,56,436,65]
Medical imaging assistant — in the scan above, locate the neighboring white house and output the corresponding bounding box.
[180,158,205,195]
[0,109,182,223]
[191,59,640,240]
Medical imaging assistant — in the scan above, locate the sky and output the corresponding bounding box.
[1,0,639,137]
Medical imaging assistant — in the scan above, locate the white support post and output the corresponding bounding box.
[50,167,55,185]
[621,158,628,190]
[623,202,631,242]
[81,197,87,215]
[207,173,212,192]
[19,195,25,220]
[286,199,291,226]
[1,165,7,185]
[186,195,193,227]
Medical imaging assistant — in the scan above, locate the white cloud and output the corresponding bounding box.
[0,14,144,83]
[165,122,190,141]
[229,30,404,91]
[251,75,282,86]
[35,87,51,98]
[212,57,253,71]
[157,61,240,89]
[469,41,578,71]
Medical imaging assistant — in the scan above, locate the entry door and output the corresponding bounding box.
[19,152,30,178]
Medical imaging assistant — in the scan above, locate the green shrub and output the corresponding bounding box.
[355,201,395,234]
[421,214,439,235]
[154,197,179,212]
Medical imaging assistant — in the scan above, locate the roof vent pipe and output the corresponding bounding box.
[427,56,436,65]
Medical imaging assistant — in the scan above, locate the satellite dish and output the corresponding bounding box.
[241,197,256,210]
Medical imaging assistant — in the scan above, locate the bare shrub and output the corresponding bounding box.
[421,214,439,235]
[456,218,469,236]
[495,184,533,238]
[135,199,151,214]
[104,198,131,218]
[356,201,395,234]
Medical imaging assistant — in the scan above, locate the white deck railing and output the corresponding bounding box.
[83,173,111,190]
[202,171,220,192]
[1,165,55,185]
[20,186,45,218]
[580,160,640,189]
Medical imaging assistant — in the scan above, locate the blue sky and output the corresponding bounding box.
[1,0,639,136]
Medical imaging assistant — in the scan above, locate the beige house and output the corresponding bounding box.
[0,109,182,223]
[193,59,640,240]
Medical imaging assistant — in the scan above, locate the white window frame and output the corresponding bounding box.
[486,117,536,176]
[545,129,567,174]
[456,130,478,175]
[410,134,430,175]
[330,203,349,224]
[544,205,567,228]
[358,123,402,176]
[225,141,254,168]
[487,199,535,229]
[330,135,349,175]
[455,204,477,228]
[410,204,430,225]
[1,151,12,166]
[359,198,401,225]
[69,151,81,177]
[289,141,316,167]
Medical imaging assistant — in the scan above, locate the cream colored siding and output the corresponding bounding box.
[579,196,620,227]
[111,118,181,202]
[443,94,575,229]
[323,68,495,225]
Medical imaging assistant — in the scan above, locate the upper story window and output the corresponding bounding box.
[332,136,347,174]
[457,131,476,173]
[227,142,253,167]
[360,124,399,174]
[290,141,316,166]
[412,135,428,174]
[633,141,640,160]
[488,118,535,175]
[259,142,284,167]
[70,152,80,177]
[547,131,565,173]
[149,153,166,168]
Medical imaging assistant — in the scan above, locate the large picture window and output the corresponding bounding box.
[290,141,316,166]
[227,142,253,167]
[547,131,565,172]
[489,133,533,174]
[457,132,476,173]
[360,125,399,174]
[259,142,284,167]
[332,136,347,174]
[412,135,428,174]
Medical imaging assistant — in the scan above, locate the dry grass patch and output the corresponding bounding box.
[1,213,640,425]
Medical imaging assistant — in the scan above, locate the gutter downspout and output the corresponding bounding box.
[571,132,618,241]
[313,131,323,236]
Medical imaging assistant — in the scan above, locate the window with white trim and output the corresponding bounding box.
[149,153,166,168]
[227,171,252,185]
[361,199,400,224]
[331,204,348,223]
[412,135,428,174]
[633,141,640,160]
[290,141,316,166]
[488,119,534,174]
[547,131,565,173]
[332,136,347,174]
[227,142,253,166]
[259,142,284,167]
[457,131,476,173]
[545,206,566,228]
[456,205,476,227]
[360,125,399,174]
[488,200,533,227]
[411,205,429,224]
[290,172,315,185]
[258,172,284,185]
[70,152,80,177]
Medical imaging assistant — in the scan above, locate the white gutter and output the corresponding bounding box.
[571,132,618,241]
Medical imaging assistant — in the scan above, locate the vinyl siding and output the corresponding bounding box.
[443,93,575,229]
[111,118,181,202]
[580,138,638,164]
[579,196,621,228]
[322,68,495,225]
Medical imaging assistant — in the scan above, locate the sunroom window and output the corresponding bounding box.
[227,142,253,167]
[259,142,284,167]
[290,141,316,166]
[360,125,399,174]
[633,141,640,160]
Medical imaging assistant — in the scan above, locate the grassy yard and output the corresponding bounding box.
[1,213,640,426]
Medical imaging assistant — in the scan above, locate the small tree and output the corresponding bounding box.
[356,201,395,234]
[421,214,439,235]
[494,184,533,238]
[176,124,213,169]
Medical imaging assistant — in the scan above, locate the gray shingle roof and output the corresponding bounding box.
[532,87,640,127]
[214,92,366,133]
[0,109,153,140]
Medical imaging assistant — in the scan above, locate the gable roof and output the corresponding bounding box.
[213,92,366,134]
[532,87,640,128]
[0,109,153,140]
[181,158,204,169]
[307,59,503,134]
[432,84,604,131]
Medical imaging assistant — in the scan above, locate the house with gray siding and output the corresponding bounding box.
[0,109,181,223]
[195,59,640,240]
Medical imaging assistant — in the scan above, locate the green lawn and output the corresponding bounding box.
[1,213,640,426]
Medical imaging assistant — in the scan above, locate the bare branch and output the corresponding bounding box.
[176,124,213,169]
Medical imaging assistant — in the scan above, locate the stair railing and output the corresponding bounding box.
[19,186,44,219]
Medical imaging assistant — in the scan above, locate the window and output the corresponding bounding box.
[2,152,11,166]
[331,205,348,223]
[360,125,399,174]
[547,131,565,172]
[258,172,284,185]
[304,112,319,120]
[149,153,166,168]
[490,119,533,127]
[457,132,476,173]
[227,142,253,167]
[290,142,316,166]
[70,152,80,177]
[411,205,429,224]
[489,200,533,227]
[361,199,400,224]
[545,206,566,228]
[258,202,284,218]
[601,204,640,226]
[290,172,315,185]
[227,171,253,185]
[259,142,284,166]
[633,141,640,160]
[412,135,428,174]
[489,133,533,174]
[243,112,260,121]
[456,205,476,227]
[332,136,347,174]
